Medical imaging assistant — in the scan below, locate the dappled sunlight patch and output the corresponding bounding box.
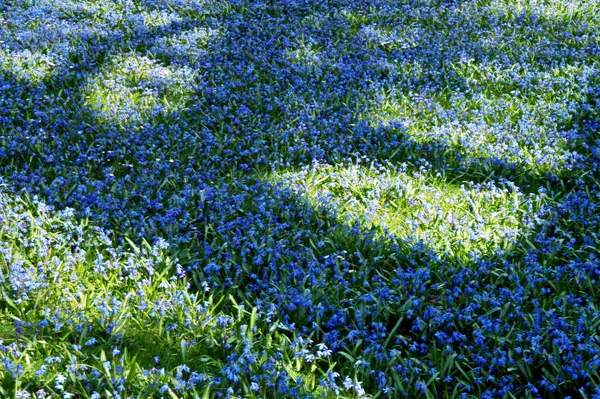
[139,8,185,28]
[0,0,184,70]
[356,23,424,51]
[270,162,545,259]
[0,49,59,83]
[368,79,589,175]
[0,186,322,398]
[83,53,197,124]
[149,25,222,67]
[135,0,234,18]
[285,43,325,68]
[486,0,600,26]
[336,0,597,181]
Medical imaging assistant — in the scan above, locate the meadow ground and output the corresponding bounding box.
[0,0,599,397]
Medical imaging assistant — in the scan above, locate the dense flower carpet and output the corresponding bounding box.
[0,0,599,397]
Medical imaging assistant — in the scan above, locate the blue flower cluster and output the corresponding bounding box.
[1,0,599,397]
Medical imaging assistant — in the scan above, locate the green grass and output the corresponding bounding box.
[269,161,544,260]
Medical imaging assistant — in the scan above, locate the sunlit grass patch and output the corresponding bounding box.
[0,0,187,78]
[357,24,423,51]
[134,0,235,19]
[486,0,600,25]
[285,39,326,68]
[84,53,197,124]
[0,49,58,83]
[149,25,222,66]
[335,0,598,182]
[270,162,545,260]
[368,76,590,176]
[0,188,330,398]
